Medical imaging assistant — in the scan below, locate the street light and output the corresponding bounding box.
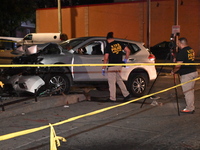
[58,0,62,33]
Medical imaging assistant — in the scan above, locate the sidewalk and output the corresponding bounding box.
[0,94,86,119]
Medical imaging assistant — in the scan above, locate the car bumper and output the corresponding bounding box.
[5,75,45,94]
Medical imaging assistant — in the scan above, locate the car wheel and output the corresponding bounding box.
[128,73,148,97]
[44,74,70,95]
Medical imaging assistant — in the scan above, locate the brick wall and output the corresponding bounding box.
[36,0,200,56]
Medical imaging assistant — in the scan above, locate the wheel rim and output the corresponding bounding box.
[132,77,146,94]
[49,76,66,94]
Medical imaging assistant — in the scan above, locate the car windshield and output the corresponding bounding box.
[60,37,89,52]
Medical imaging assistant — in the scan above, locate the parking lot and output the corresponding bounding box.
[0,56,199,150]
[1,72,200,150]
[1,1,200,149]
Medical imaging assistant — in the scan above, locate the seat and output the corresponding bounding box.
[91,44,102,55]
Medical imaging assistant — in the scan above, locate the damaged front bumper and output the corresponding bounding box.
[4,75,45,94]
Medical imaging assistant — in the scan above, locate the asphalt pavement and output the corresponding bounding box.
[0,59,200,150]
[1,71,200,150]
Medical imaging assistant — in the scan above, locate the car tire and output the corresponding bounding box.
[128,73,148,97]
[44,73,71,95]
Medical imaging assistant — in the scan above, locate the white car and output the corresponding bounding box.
[3,37,157,97]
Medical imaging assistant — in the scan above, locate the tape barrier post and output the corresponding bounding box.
[50,123,67,150]
[0,81,4,88]
[50,123,57,150]
[173,74,180,116]
[0,81,4,111]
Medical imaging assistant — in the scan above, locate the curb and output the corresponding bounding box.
[0,94,85,119]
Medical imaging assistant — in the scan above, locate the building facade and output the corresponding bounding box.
[36,0,200,55]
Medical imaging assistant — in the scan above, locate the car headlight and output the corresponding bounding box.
[36,58,43,63]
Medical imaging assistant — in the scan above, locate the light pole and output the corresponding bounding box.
[174,0,179,45]
[147,0,151,49]
[58,0,62,33]
[174,0,178,26]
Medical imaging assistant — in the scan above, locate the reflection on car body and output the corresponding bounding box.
[3,37,157,97]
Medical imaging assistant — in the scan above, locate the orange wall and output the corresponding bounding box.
[36,0,200,56]
[36,8,58,32]
[87,3,145,42]
[150,0,200,55]
[178,0,200,55]
[151,0,174,44]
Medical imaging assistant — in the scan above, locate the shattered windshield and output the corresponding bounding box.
[60,37,89,53]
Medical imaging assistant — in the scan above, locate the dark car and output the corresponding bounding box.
[150,41,175,60]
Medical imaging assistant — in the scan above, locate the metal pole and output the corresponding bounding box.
[174,0,179,53]
[58,0,62,33]
[147,0,151,49]
[174,0,178,26]
[174,0,180,116]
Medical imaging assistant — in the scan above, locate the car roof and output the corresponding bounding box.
[60,36,144,45]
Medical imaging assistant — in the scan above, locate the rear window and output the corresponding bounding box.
[128,43,141,54]
[115,41,141,55]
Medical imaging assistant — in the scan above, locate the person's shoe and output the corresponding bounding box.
[123,94,132,102]
[180,109,195,114]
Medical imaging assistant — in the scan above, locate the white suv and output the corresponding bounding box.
[4,37,157,97]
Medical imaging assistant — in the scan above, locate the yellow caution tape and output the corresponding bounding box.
[0,39,17,43]
[0,125,49,141]
[0,81,4,88]
[1,76,199,144]
[53,76,200,127]
[50,124,66,150]
[0,63,200,68]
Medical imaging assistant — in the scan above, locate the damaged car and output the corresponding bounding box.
[2,37,157,97]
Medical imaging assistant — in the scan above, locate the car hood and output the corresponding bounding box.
[12,53,40,64]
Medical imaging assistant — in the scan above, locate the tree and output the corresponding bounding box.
[0,0,37,36]
[0,0,114,36]
[0,0,75,36]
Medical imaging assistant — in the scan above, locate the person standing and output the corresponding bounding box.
[102,32,131,102]
[171,37,198,113]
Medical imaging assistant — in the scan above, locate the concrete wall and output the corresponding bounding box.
[36,0,200,56]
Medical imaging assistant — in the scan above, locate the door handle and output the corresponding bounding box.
[129,58,135,61]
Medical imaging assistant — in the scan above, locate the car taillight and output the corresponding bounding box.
[148,53,155,61]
